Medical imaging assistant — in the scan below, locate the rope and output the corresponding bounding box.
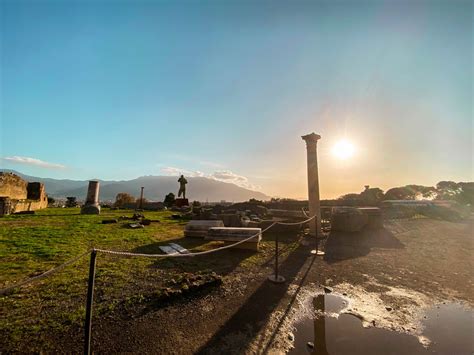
[276,215,315,226]
[302,207,311,218]
[96,216,315,258]
[0,250,91,295]
[95,222,278,258]
[0,215,316,292]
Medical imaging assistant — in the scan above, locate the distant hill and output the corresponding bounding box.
[0,170,269,202]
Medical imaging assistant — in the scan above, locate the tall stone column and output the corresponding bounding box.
[302,133,321,237]
[81,181,101,215]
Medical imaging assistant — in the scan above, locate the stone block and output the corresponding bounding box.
[218,214,242,227]
[358,207,383,229]
[184,220,225,238]
[331,207,368,232]
[206,227,262,250]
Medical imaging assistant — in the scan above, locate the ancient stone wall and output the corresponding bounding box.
[0,173,48,215]
[0,173,28,199]
[13,198,48,213]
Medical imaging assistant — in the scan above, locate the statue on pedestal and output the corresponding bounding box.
[178,175,188,199]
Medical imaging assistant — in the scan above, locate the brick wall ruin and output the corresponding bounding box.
[0,173,48,215]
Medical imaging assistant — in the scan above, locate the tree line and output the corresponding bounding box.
[339,181,473,206]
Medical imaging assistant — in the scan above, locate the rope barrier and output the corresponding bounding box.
[275,215,315,226]
[1,215,316,293]
[95,216,315,258]
[0,250,91,295]
[95,222,279,258]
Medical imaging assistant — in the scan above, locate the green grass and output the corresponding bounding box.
[0,207,299,350]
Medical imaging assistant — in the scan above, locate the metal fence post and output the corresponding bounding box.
[268,234,285,283]
[84,250,97,355]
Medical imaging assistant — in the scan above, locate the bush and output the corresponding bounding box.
[115,193,136,208]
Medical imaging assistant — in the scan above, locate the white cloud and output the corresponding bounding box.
[160,166,205,178]
[160,167,260,191]
[2,156,66,169]
[210,170,261,190]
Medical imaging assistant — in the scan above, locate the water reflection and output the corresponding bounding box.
[290,294,473,355]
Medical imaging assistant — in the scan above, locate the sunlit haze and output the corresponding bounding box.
[332,140,356,160]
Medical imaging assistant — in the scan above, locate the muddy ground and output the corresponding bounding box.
[36,217,474,353]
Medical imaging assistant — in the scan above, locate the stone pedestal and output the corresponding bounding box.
[302,133,322,237]
[81,181,100,215]
[175,198,189,207]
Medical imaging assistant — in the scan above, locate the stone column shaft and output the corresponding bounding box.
[302,133,322,237]
[86,181,100,205]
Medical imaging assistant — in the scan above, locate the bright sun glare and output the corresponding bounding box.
[332,140,355,160]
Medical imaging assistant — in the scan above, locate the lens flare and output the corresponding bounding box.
[332,140,355,160]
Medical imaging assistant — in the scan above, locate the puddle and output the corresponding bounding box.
[289,294,473,355]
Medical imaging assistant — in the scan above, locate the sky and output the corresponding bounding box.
[1,0,472,199]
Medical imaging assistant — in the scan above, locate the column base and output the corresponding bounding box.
[81,204,101,215]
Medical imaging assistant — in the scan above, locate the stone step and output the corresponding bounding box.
[184,220,225,238]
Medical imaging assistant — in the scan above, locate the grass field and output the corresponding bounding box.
[0,207,296,351]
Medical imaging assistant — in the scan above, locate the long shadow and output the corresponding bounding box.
[260,254,317,353]
[196,241,313,354]
[324,227,404,263]
[132,236,257,277]
[132,229,304,277]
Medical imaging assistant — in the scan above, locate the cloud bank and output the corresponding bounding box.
[160,166,260,191]
[2,156,66,169]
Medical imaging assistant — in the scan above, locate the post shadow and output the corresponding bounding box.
[196,240,315,354]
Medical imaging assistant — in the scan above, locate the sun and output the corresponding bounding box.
[332,140,355,160]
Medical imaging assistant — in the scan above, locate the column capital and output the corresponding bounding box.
[302,132,321,144]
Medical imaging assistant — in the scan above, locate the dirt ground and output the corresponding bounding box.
[29,216,474,353]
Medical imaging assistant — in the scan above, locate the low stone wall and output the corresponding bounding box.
[0,197,48,215]
[13,198,48,213]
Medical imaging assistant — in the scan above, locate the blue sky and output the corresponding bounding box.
[1,0,472,198]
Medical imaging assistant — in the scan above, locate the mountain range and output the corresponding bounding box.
[0,170,269,202]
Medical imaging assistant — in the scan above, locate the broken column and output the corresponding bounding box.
[81,181,101,215]
[302,132,322,237]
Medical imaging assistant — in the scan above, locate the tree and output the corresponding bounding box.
[163,192,175,207]
[65,196,78,207]
[114,193,135,208]
[360,186,384,205]
[384,187,415,200]
[457,182,474,206]
[338,193,361,201]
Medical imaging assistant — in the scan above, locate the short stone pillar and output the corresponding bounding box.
[81,181,100,215]
[302,132,322,237]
